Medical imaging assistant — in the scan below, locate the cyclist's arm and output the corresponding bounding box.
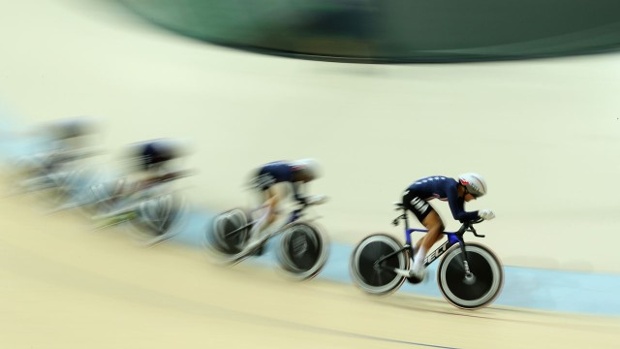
[447,188,479,222]
[136,170,186,191]
[291,181,307,203]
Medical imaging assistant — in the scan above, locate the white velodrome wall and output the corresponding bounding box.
[2,1,619,273]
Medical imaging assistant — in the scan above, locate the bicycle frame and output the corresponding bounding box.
[95,183,177,219]
[375,205,485,274]
[287,205,309,224]
[224,201,314,238]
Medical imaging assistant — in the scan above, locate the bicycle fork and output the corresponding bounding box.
[456,240,476,284]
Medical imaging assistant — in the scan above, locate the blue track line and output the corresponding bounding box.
[171,209,620,317]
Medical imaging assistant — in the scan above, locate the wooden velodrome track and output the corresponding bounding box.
[1,185,619,349]
[1,1,620,348]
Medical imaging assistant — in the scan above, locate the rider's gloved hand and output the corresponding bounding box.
[478,209,495,220]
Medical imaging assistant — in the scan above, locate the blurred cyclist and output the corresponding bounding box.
[402,173,495,282]
[102,138,190,205]
[241,158,321,255]
[17,116,99,190]
[44,117,99,168]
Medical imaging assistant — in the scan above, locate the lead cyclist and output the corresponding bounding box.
[402,173,496,282]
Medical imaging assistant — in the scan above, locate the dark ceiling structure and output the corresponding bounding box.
[118,0,620,63]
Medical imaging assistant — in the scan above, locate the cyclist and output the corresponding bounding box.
[19,116,99,189]
[240,158,321,255]
[103,138,190,205]
[402,173,495,282]
[45,117,99,166]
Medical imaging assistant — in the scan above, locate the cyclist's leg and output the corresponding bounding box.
[243,179,282,253]
[403,192,444,279]
[250,189,277,236]
[417,211,445,262]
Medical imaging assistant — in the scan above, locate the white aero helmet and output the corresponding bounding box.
[291,158,320,180]
[458,172,487,198]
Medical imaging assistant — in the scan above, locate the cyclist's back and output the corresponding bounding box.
[407,175,457,201]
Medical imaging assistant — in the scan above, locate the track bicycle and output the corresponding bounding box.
[206,195,330,280]
[350,202,503,309]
